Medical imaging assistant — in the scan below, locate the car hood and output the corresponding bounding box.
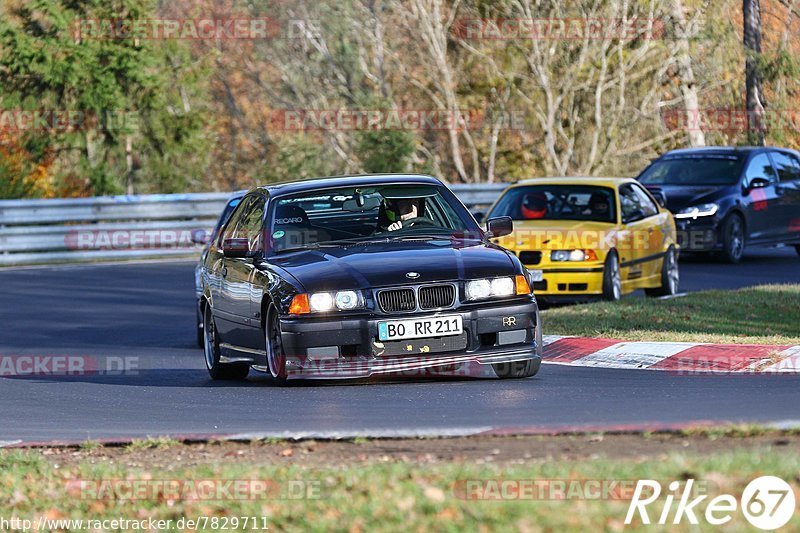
[267,239,516,292]
[494,219,618,250]
[642,184,727,212]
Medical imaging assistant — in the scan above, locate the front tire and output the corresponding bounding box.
[721,214,745,263]
[203,304,250,381]
[646,246,679,297]
[602,251,622,301]
[493,358,540,379]
[266,307,288,385]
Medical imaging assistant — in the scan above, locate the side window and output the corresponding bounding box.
[235,197,266,252]
[745,153,778,185]
[771,151,800,183]
[619,186,641,223]
[218,196,252,246]
[620,185,657,223]
[631,184,659,218]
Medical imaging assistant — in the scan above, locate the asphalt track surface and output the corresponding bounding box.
[0,247,798,444]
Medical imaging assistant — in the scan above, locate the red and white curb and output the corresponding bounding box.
[542,335,800,374]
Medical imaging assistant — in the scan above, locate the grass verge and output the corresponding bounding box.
[1,440,798,532]
[542,283,800,344]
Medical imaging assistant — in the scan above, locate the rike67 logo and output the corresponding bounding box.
[625,476,795,530]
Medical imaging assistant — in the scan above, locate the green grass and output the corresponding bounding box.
[125,437,181,452]
[543,284,800,345]
[1,446,798,531]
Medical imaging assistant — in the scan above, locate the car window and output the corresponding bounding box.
[638,154,745,185]
[234,196,265,252]
[269,184,474,252]
[620,184,657,223]
[632,184,659,218]
[488,185,616,223]
[218,196,253,246]
[771,151,800,183]
[745,153,778,185]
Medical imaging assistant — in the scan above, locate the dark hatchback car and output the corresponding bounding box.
[199,174,543,383]
[637,147,800,262]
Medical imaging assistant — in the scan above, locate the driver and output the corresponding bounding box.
[380,197,427,232]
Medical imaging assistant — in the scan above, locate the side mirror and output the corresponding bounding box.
[485,216,513,238]
[222,238,253,258]
[473,211,486,223]
[748,177,770,192]
[191,229,211,245]
[653,192,667,208]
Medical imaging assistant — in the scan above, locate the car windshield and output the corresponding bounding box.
[269,184,474,252]
[488,185,617,223]
[638,154,745,185]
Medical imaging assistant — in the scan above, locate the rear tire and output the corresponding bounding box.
[203,304,250,381]
[602,251,622,301]
[493,358,540,379]
[196,306,204,348]
[645,246,679,297]
[721,214,745,264]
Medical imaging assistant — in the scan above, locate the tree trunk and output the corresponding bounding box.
[672,0,705,147]
[743,0,765,145]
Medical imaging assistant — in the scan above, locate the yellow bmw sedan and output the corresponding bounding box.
[483,177,679,302]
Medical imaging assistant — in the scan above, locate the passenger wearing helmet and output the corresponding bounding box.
[584,193,611,220]
[521,192,548,219]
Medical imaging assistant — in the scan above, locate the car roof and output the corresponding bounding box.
[659,146,784,157]
[510,176,636,188]
[253,174,443,196]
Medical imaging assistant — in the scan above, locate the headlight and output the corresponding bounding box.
[465,277,515,301]
[551,250,597,262]
[291,290,365,314]
[674,203,718,220]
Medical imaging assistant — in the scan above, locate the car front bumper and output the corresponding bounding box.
[277,299,542,379]
[675,217,720,251]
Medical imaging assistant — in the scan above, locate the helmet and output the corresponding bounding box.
[521,192,548,219]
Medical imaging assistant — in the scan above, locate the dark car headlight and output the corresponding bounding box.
[465,276,531,301]
[289,290,365,314]
[674,203,718,220]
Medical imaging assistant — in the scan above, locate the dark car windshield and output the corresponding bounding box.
[638,154,745,185]
[269,184,474,252]
[488,185,617,223]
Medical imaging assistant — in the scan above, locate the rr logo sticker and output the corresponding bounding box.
[502,316,517,327]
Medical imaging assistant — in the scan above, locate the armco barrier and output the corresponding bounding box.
[0,183,507,266]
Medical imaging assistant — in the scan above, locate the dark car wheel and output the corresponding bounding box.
[203,305,249,381]
[196,306,204,348]
[493,358,541,379]
[645,246,679,297]
[266,307,288,385]
[721,214,745,264]
[602,251,622,301]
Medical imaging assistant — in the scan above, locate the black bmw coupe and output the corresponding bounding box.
[199,174,542,383]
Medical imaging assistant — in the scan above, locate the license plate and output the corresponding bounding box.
[378,315,463,341]
[529,269,544,282]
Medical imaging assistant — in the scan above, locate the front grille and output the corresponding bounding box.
[418,284,455,310]
[378,288,416,312]
[519,251,542,265]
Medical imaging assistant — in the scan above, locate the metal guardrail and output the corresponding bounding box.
[0,184,507,266]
